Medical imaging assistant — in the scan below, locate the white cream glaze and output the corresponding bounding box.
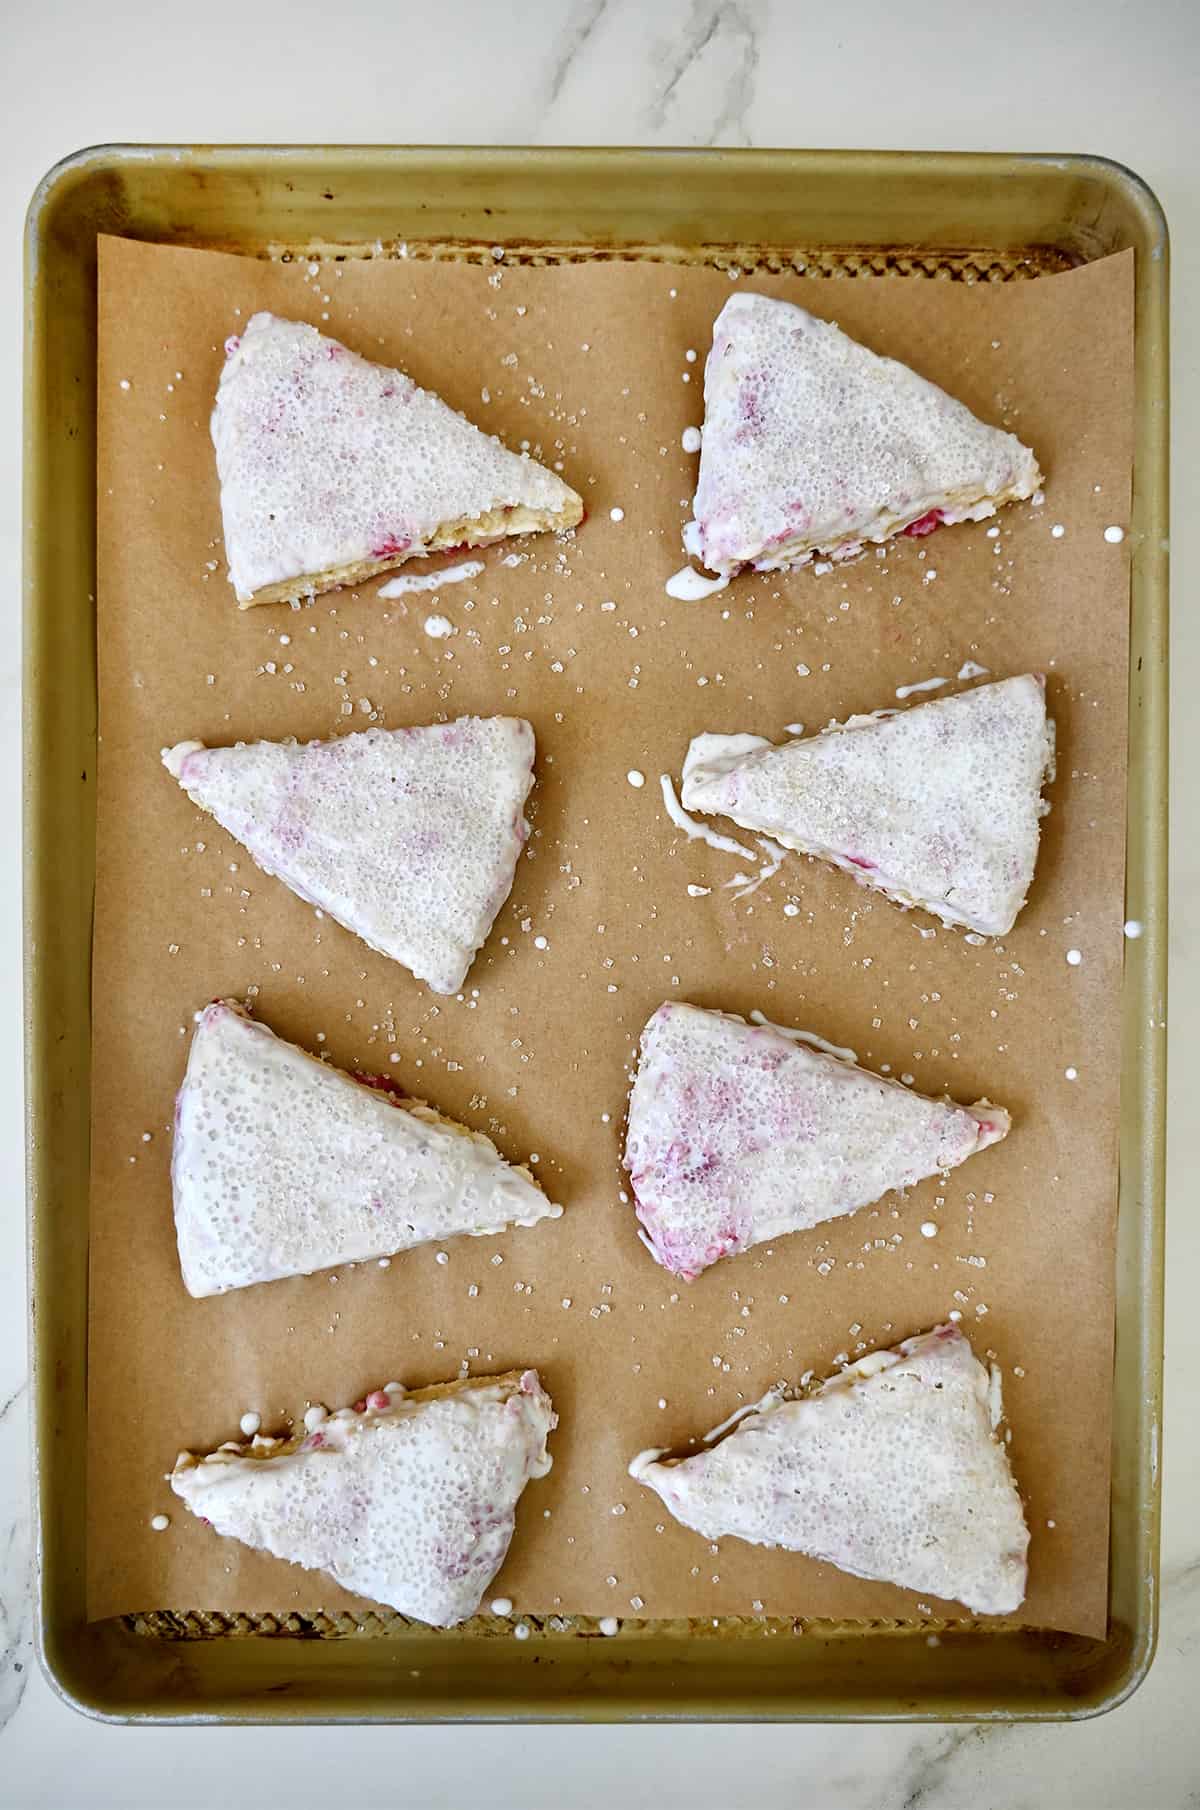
[689,292,1040,576]
[665,564,731,601]
[895,675,948,699]
[172,1001,560,1297]
[988,1363,1004,1432]
[724,850,783,901]
[377,559,485,598]
[163,716,534,994]
[171,1370,556,1627]
[212,313,581,606]
[628,1325,1028,1616]
[658,773,756,862]
[682,731,772,791]
[819,1348,898,1391]
[747,1009,857,1065]
[624,1002,1009,1280]
[702,1387,786,1443]
[160,739,205,779]
[679,676,1056,937]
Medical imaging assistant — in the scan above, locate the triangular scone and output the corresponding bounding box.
[685,292,1041,575]
[681,675,1054,937]
[625,1003,1008,1281]
[214,312,583,606]
[164,717,535,993]
[173,1002,560,1296]
[629,1326,1028,1616]
[172,1369,556,1626]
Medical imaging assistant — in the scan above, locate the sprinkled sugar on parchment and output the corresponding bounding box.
[90,237,1133,1636]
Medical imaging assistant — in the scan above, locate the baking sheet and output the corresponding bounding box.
[88,235,1134,1638]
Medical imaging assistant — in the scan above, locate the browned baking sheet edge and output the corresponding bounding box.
[24,145,1168,1722]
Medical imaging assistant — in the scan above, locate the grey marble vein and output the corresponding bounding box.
[544,0,610,111]
[645,0,762,145]
[896,1727,995,1810]
[0,1378,30,1736]
[1162,1551,1200,1660]
[0,1381,27,1425]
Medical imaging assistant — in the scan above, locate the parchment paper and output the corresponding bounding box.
[89,235,1134,1637]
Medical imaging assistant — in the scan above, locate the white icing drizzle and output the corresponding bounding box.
[895,675,949,699]
[160,738,205,779]
[747,1009,857,1065]
[681,426,703,454]
[681,731,773,793]
[423,614,455,639]
[172,1003,557,1295]
[821,1349,899,1391]
[702,1387,786,1444]
[988,1364,1004,1432]
[724,838,786,900]
[658,774,756,861]
[171,1373,556,1626]
[665,564,731,601]
[212,313,579,604]
[688,292,1039,576]
[957,661,990,681]
[377,559,484,598]
[628,1447,668,1480]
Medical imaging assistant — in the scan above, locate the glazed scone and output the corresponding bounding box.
[625,1003,1008,1281]
[173,1001,560,1297]
[213,312,583,606]
[685,292,1041,576]
[172,1369,556,1626]
[680,674,1055,937]
[629,1324,1029,1617]
[163,716,535,994]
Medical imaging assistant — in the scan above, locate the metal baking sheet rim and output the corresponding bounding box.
[22,145,1169,1724]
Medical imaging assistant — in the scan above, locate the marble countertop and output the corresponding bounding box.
[2,2,1195,1804]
